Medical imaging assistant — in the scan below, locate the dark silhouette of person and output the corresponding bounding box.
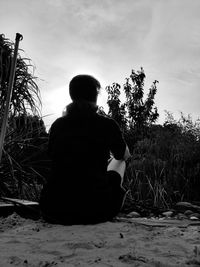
[40,74,131,224]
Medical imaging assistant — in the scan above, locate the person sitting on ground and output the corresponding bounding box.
[40,74,131,224]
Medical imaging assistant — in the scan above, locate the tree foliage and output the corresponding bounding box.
[105,67,159,150]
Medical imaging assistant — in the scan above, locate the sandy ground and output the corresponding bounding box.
[0,213,200,267]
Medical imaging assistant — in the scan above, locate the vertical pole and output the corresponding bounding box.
[0,33,23,163]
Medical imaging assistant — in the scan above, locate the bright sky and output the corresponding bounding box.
[1,0,200,129]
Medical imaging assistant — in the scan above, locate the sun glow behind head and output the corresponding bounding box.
[42,69,108,130]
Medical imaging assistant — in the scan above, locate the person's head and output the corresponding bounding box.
[69,74,101,103]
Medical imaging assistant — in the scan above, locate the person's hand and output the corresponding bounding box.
[124,145,131,161]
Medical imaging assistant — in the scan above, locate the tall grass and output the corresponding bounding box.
[122,114,200,212]
[0,115,49,200]
[0,34,49,200]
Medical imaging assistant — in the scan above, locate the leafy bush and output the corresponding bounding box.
[123,113,200,211]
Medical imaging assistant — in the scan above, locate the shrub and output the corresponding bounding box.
[0,34,49,200]
[123,114,200,211]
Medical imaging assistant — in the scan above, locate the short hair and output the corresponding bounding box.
[69,74,101,102]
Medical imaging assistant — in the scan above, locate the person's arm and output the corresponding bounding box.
[47,118,61,158]
[108,119,130,160]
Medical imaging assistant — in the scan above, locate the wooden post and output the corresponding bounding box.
[0,33,23,163]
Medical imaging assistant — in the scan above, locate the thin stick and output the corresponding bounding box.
[0,33,23,163]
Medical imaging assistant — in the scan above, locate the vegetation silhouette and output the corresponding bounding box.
[0,34,48,200]
[102,69,200,214]
[1,34,200,214]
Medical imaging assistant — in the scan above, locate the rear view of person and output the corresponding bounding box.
[40,74,131,224]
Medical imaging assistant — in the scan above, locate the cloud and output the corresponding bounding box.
[45,0,63,7]
[143,0,200,68]
[1,0,200,125]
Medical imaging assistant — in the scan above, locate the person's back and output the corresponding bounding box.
[40,74,130,224]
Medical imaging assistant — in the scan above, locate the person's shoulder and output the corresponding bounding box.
[95,113,118,127]
[96,113,109,122]
[50,116,67,130]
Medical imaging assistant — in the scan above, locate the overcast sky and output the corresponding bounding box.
[1,0,200,129]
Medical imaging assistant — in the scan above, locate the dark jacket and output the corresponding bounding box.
[40,101,126,223]
[48,101,126,191]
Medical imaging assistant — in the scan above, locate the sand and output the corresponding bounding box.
[0,213,200,267]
